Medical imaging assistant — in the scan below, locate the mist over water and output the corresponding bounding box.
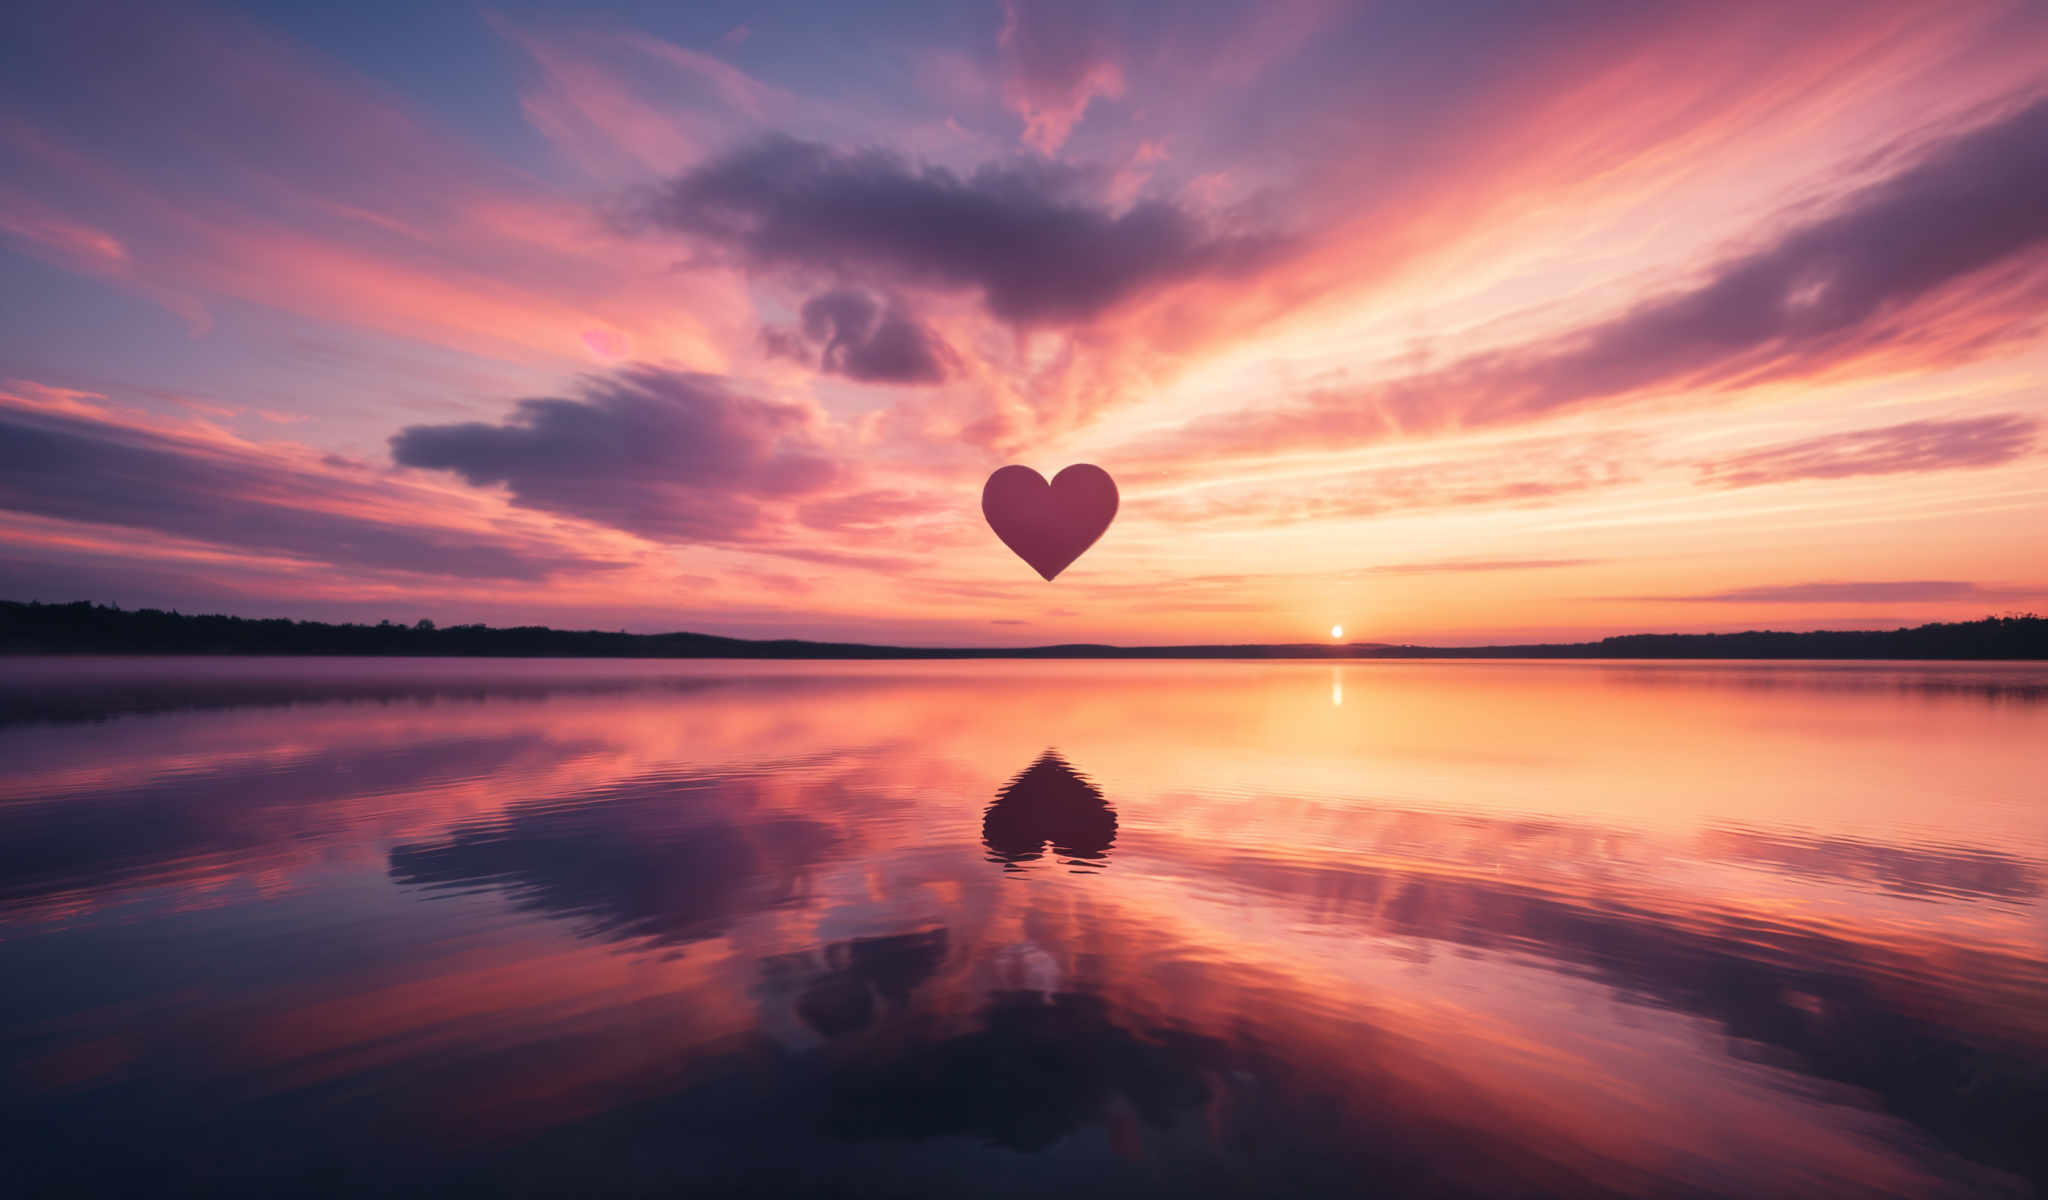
[2,657,2045,1197]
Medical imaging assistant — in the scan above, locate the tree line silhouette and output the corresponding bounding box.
[2,599,2042,659]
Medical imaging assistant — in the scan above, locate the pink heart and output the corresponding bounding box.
[981,464,1118,581]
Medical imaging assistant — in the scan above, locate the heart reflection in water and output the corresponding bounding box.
[982,749,1117,872]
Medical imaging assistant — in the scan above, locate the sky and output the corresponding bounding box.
[0,0,2045,646]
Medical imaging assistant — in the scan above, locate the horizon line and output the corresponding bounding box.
[4,598,2043,660]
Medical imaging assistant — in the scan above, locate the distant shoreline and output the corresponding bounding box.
[4,600,2043,661]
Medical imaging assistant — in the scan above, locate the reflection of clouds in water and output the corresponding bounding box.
[0,734,562,913]
[759,928,950,1039]
[992,941,1062,994]
[983,750,1117,872]
[1200,852,2048,1187]
[390,774,838,946]
[819,989,1225,1154]
[753,930,1227,1159]
[5,660,2046,1195]
[1698,825,2042,901]
[0,666,744,727]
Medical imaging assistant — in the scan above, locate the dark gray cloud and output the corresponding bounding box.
[0,406,604,581]
[799,289,953,384]
[1151,97,2048,461]
[391,366,840,543]
[633,136,1285,325]
[1697,414,2037,488]
[1657,580,2035,604]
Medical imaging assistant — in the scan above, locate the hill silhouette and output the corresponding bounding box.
[2,599,2043,659]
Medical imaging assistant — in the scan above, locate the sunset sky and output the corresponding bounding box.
[2,0,2045,646]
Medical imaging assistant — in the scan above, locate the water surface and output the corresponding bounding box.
[2,657,2045,1196]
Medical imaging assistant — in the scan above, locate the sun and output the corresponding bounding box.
[1330,624,1344,640]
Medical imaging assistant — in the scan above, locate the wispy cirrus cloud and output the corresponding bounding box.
[498,19,797,181]
[1141,437,1639,528]
[796,488,956,535]
[1136,96,2048,466]
[1644,581,2039,604]
[0,5,754,371]
[1349,558,1598,577]
[1696,414,2037,488]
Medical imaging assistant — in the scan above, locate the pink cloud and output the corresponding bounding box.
[998,0,1125,154]
[500,21,787,180]
[0,11,750,371]
[1136,435,1640,528]
[1128,97,2048,468]
[1641,580,2042,604]
[1696,415,2037,487]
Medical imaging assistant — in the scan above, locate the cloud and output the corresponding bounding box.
[997,0,1124,154]
[1650,580,2036,604]
[1349,557,1598,576]
[796,488,949,534]
[498,20,793,181]
[0,393,606,581]
[797,289,954,384]
[1696,414,2037,487]
[752,543,926,574]
[1144,96,2048,463]
[0,6,756,369]
[630,136,1285,325]
[391,366,840,542]
[1144,438,1637,528]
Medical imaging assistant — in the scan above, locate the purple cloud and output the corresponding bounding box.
[631,136,1285,325]
[1697,414,2037,488]
[998,0,1124,152]
[0,405,605,581]
[799,289,954,384]
[391,367,840,543]
[1152,96,2048,461]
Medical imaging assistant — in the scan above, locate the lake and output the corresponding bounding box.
[2,657,2044,1197]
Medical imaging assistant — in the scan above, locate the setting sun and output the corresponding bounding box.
[1331,625,1344,640]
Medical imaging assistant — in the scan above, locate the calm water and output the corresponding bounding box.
[2,657,2045,1197]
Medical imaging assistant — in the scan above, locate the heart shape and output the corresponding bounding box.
[981,463,1118,581]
